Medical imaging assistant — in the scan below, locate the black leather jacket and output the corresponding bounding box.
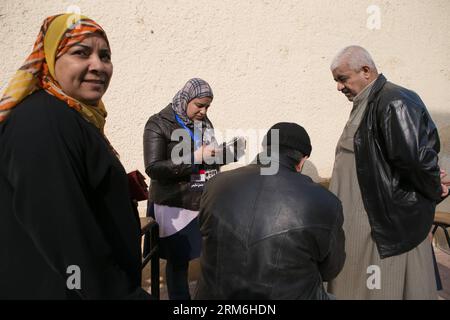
[195,154,346,300]
[143,104,233,210]
[354,74,442,258]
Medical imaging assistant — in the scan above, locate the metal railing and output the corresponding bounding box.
[140,216,160,300]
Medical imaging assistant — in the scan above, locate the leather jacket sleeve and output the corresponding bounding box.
[143,120,193,181]
[318,201,346,281]
[379,98,442,202]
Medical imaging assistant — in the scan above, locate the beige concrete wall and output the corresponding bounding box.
[1,0,449,209]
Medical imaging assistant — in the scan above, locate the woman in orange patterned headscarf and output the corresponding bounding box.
[0,13,111,131]
[0,14,150,299]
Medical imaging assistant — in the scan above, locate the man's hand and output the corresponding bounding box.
[440,169,450,197]
[441,169,450,186]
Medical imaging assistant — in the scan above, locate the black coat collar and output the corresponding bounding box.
[367,73,387,104]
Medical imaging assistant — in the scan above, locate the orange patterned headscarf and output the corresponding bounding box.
[0,14,110,133]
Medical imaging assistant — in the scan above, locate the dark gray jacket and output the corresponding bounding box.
[195,154,345,300]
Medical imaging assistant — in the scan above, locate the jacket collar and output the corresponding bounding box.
[256,151,298,172]
[367,73,387,104]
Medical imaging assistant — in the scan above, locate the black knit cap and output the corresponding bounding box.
[263,122,312,157]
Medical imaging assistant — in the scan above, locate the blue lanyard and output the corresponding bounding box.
[174,113,202,149]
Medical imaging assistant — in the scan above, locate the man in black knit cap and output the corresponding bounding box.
[194,122,346,300]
